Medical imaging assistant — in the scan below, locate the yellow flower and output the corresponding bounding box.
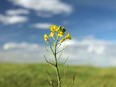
[49,32,54,37]
[60,38,65,43]
[58,31,64,37]
[65,33,72,40]
[44,34,49,42]
[50,25,59,32]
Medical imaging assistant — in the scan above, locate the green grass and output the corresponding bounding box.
[0,63,116,87]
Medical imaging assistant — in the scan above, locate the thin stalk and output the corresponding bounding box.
[54,38,61,87]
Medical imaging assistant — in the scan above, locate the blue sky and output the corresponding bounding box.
[0,0,116,67]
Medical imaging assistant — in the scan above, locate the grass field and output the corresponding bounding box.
[0,63,116,87]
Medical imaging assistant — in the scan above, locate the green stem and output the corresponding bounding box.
[54,39,61,87]
[56,63,61,87]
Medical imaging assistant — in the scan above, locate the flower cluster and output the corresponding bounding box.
[44,25,72,43]
[43,25,73,87]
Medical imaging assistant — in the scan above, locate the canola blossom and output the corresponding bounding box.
[58,31,64,37]
[44,25,72,43]
[65,33,72,40]
[44,34,49,42]
[50,25,59,32]
[49,32,55,37]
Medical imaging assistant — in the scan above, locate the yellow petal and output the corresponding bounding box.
[58,31,64,37]
[44,34,49,42]
[49,32,54,37]
[50,25,59,32]
[65,33,72,40]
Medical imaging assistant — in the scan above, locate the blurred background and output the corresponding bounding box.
[0,0,116,67]
[0,0,116,87]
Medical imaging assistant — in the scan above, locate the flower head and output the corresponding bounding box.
[49,32,55,37]
[44,34,49,42]
[65,33,72,40]
[44,25,72,44]
[58,31,64,37]
[50,25,59,32]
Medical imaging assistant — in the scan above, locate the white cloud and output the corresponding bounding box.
[10,0,73,15]
[1,37,116,67]
[33,23,52,29]
[0,14,28,24]
[3,42,41,51]
[0,9,29,25]
[1,42,44,63]
[61,37,116,67]
[6,9,29,15]
[87,45,105,54]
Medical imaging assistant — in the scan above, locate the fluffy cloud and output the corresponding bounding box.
[0,8,29,25]
[6,9,29,15]
[10,0,73,15]
[62,38,116,66]
[0,14,28,24]
[3,42,41,50]
[1,42,44,63]
[33,23,52,29]
[1,37,116,66]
